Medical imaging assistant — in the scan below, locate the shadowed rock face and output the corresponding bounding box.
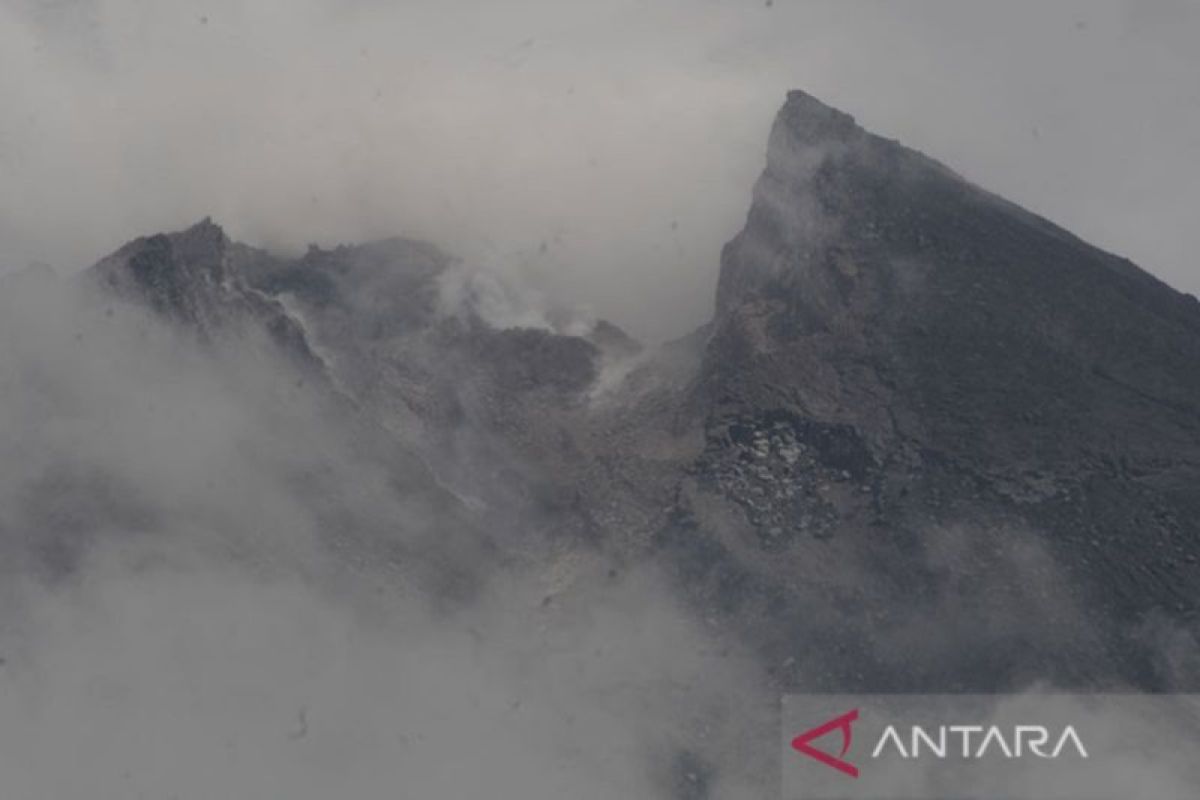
[80,215,628,552]
[683,90,1200,691]
[86,218,324,373]
[60,90,1200,744]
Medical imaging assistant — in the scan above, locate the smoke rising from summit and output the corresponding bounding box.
[0,5,1198,798]
[2,0,1199,341]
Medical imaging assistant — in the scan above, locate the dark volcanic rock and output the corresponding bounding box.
[67,90,1200,698]
[241,237,450,336]
[588,319,644,360]
[91,218,230,324]
[43,91,1200,796]
[87,218,323,372]
[671,89,1200,690]
[470,327,599,395]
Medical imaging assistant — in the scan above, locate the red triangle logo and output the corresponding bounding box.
[791,708,860,778]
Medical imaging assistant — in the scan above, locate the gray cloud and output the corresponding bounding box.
[0,269,774,798]
[1,6,1195,796]
[1,1,1196,343]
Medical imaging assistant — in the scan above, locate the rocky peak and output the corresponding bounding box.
[45,93,1200,695]
[84,218,329,376]
[168,216,229,276]
[769,89,863,155]
[89,217,231,322]
[709,89,1200,440]
[680,92,1200,688]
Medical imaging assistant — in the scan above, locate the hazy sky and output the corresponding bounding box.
[2,0,1198,341]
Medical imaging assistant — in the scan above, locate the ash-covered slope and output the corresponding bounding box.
[65,90,1200,699]
[16,88,1197,799]
[87,218,318,363]
[79,215,639,558]
[669,90,1200,690]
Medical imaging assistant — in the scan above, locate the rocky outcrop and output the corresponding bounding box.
[668,89,1200,691]
[72,90,1200,696]
[86,218,324,373]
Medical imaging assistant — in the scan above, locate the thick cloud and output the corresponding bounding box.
[1,6,1195,796]
[0,271,774,799]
